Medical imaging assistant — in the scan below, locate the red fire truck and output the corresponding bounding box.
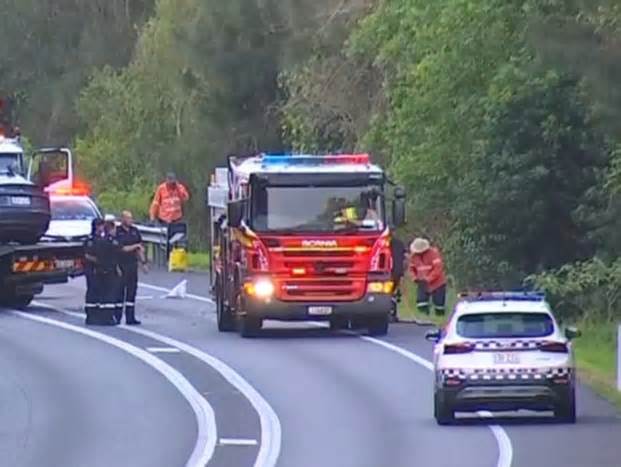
[208,153,406,337]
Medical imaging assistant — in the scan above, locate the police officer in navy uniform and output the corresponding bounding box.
[91,216,122,325]
[115,210,147,325]
[84,218,104,325]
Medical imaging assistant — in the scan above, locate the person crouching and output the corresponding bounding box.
[409,237,447,316]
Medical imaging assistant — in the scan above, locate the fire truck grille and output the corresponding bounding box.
[282,250,354,257]
[278,278,365,301]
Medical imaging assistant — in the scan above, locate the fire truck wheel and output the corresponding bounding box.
[239,315,262,338]
[367,315,389,336]
[329,316,348,331]
[216,283,235,332]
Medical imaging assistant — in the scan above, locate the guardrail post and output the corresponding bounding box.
[617,323,621,392]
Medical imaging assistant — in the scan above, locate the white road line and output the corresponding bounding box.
[147,347,181,353]
[219,438,258,446]
[123,326,281,467]
[33,298,281,467]
[361,336,513,467]
[135,284,513,467]
[139,282,215,304]
[11,310,216,467]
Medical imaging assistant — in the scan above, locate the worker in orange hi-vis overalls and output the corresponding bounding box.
[149,172,190,224]
[409,237,447,316]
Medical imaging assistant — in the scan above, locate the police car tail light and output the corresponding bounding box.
[538,341,568,353]
[444,343,475,354]
[369,229,391,272]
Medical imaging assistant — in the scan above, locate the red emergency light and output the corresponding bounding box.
[46,179,92,197]
[325,154,370,164]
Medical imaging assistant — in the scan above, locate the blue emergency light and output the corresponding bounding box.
[458,291,546,302]
[261,153,370,166]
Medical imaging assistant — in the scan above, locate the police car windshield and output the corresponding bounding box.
[456,312,554,339]
[251,185,384,233]
[51,198,98,221]
[0,153,20,174]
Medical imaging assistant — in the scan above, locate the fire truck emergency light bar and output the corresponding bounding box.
[458,291,546,302]
[261,153,370,166]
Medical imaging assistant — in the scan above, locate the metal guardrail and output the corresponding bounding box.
[116,222,187,268]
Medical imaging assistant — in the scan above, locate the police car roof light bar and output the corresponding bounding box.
[261,153,370,167]
[458,291,546,302]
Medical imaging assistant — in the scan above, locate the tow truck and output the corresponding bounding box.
[0,125,84,309]
[208,153,406,337]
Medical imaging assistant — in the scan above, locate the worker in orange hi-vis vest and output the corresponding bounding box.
[149,172,190,224]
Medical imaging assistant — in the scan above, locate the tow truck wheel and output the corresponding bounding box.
[367,315,389,336]
[554,387,576,424]
[1,293,34,310]
[434,390,455,425]
[239,315,262,338]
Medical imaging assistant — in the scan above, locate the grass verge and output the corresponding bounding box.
[396,282,621,410]
[187,251,210,271]
[573,321,621,410]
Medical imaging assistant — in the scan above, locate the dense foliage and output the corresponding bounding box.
[2,0,621,319]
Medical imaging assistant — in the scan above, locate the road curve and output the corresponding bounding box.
[0,311,196,467]
[16,270,621,467]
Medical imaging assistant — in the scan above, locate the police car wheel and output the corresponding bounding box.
[554,389,576,424]
[367,316,389,336]
[434,390,455,425]
[239,315,262,338]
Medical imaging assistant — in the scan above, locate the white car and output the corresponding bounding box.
[426,292,580,425]
[42,195,102,242]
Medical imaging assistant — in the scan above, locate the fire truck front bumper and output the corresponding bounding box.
[243,293,392,321]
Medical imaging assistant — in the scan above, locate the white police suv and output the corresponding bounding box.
[426,292,580,425]
[41,180,102,242]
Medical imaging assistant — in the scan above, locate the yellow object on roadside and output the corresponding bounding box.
[169,246,188,272]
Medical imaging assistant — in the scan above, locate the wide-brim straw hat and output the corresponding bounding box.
[410,238,430,254]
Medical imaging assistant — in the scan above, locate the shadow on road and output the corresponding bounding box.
[250,326,360,340]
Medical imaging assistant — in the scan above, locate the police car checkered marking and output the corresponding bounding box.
[473,340,542,350]
[441,367,572,381]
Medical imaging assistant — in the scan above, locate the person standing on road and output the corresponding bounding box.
[409,237,447,316]
[90,217,122,325]
[115,210,148,325]
[149,172,190,224]
[84,218,104,325]
[390,232,407,322]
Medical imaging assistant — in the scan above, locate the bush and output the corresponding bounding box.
[527,257,621,323]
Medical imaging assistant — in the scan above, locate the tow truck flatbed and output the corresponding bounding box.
[0,240,84,308]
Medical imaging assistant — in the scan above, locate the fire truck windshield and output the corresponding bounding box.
[251,185,384,233]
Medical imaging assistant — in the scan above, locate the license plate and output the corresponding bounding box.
[308,306,333,316]
[493,352,520,365]
[11,196,31,206]
[55,259,75,269]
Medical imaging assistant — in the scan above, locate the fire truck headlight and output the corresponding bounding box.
[253,278,275,299]
[367,281,394,294]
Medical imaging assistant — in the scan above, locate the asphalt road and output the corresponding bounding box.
[1,269,621,467]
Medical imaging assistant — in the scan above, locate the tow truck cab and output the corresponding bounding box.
[210,153,406,337]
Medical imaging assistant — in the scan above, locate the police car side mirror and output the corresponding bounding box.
[564,326,581,340]
[392,186,406,227]
[425,328,441,342]
[227,200,245,228]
